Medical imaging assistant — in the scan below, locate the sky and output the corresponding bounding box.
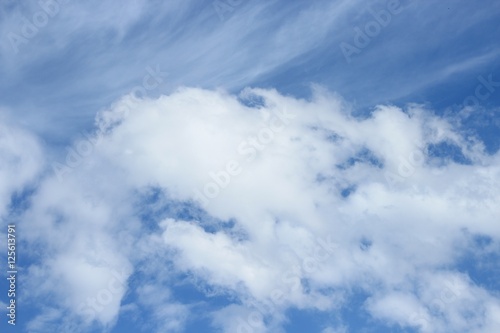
[0,0,500,332]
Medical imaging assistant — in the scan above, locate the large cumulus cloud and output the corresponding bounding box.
[4,87,500,332]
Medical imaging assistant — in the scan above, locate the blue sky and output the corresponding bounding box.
[1,0,500,332]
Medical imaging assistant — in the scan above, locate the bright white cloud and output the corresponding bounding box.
[4,87,500,332]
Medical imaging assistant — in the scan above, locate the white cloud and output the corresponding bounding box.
[95,87,499,331]
[212,304,269,333]
[0,117,44,217]
[5,87,500,332]
[135,284,189,333]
